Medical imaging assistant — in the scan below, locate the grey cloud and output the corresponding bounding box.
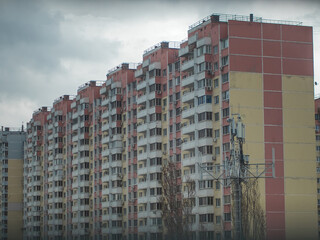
[0,0,121,108]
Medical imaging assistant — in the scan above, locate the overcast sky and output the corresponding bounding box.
[1,0,319,128]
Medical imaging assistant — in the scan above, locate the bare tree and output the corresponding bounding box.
[160,161,195,240]
[232,179,266,240]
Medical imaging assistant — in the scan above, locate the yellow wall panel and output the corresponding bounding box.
[283,109,315,127]
[283,127,315,143]
[8,211,23,240]
[230,90,263,108]
[284,159,316,178]
[285,178,317,195]
[285,211,318,240]
[229,72,262,90]
[8,160,23,203]
[283,143,315,160]
[282,75,314,93]
[283,92,314,109]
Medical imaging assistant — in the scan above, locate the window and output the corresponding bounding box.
[214,95,219,104]
[316,114,319,120]
[214,129,220,138]
[216,216,221,225]
[214,62,219,71]
[221,56,229,66]
[198,95,212,105]
[316,135,320,141]
[224,195,231,204]
[222,73,229,83]
[222,90,229,101]
[221,39,229,49]
[215,147,220,155]
[317,146,320,152]
[214,112,219,121]
[223,125,229,135]
[213,45,218,54]
[214,79,219,88]
[224,213,231,221]
[222,108,229,118]
[216,198,221,207]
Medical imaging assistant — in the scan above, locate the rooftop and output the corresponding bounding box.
[189,13,303,31]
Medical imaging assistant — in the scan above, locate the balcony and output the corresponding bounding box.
[188,34,197,45]
[137,137,148,147]
[149,136,162,144]
[137,122,148,133]
[137,108,147,119]
[142,59,150,68]
[182,107,195,119]
[198,137,213,147]
[149,62,161,71]
[138,196,149,204]
[182,75,196,88]
[72,112,78,120]
[72,123,78,131]
[135,68,144,78]
[196,37,211,47]
[100,86,107,95]
[148,150,162,159]
[138,181,148,190]
[102,122,109,132]
[138,166,148,175]
[137,80,147,91]
[182,91,195,104]
[101,111,109,119]
[181,139,196,151]
[181,59,195,72]
[138,151,148,161]
[179,45,191,57]
[102,149,110,157]
[137,94,147,105]
[182,157,197,167]
[182,123,196,135]
[101,98,109,107]
[102,188,109,195]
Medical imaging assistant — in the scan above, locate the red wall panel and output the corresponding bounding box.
[283,58,313,76]
[282,42,313,59]
[229,38,261,56]
[282,25,313,43]
[263,74,282,91]
[264,108,283,125]
[263,57,282,74]
[229,20,261,39]
[230,55,262,73]
[263,40,281,57]
[263,23,281,40]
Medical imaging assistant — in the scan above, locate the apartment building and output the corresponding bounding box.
[24,107,50,239]
[23,13,317,240]
[315,98,320,237]
[0,127,25,240]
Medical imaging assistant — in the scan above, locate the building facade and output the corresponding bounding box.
[23,13,317,240]
[0,127,26,240]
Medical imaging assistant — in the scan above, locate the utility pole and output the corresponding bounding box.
[198,114,275,240]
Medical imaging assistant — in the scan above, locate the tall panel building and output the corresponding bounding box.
[23,13,317,240]
[0,127,26,240]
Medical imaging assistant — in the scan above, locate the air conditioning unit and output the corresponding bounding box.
[213,138,217,142]
[207,87,212,91]
[163,151,167,155]
[212,155,216,160]
[162,107,165,110]
[220,66,224,70]
[157,91,162,94]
